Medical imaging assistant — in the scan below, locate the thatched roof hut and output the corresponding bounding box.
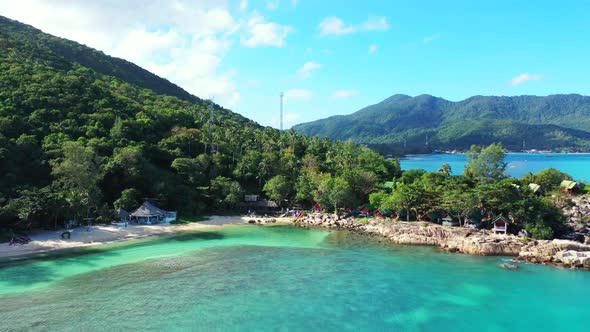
[115,208,130,220]
[131,201,166,218]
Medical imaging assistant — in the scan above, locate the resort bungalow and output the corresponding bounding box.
[464,212,484,229]
[492,215,510,234]
[382,181,395,191]
[442,214,459,227]
[560,180,579,195]
[130,201,177,224]
[114,208,130,221]
[421,211,443,224]
[240,195,279,213]
[528,183,542,195]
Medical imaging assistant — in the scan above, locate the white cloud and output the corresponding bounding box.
[361,16,389,31]
[0,0,243,107]
[239,0,248,11]
[332,90,359,99]
[423,33,441,43]
[319,15,390,36]
[511,73,544,86]
[319,17,356,35]
[369,43,378,54]
[267,0,279,10]
[242,14,293,47]
[284,89,313,101]
[296,61,322,79]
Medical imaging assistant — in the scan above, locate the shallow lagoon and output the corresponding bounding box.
[401,153,590,180]
[1,225,589,331]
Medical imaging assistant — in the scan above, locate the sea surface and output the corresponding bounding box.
[401,153,590,180]
[1,225,589,331]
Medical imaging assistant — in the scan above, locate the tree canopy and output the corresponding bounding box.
[0,16,400,229]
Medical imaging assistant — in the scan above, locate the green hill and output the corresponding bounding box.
[0,16,398,228]
[293,94,590,154]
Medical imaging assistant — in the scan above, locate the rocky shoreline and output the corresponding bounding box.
[290,214,590,270]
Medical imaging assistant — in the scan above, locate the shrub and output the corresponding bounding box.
[524,223,554,240]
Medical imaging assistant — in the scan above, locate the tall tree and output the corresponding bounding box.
[51,142,103,222]
[263,175,293,207]
[464,143,507,183]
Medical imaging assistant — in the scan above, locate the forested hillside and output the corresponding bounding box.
[0,16,399,229]
[293,94,590,154]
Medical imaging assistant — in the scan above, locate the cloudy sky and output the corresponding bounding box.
[2,0,590,128]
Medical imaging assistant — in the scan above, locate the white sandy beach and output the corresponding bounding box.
[0,216,292,259]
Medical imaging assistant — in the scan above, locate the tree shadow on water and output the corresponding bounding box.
[0,263,61,287]
[169,231,224,242]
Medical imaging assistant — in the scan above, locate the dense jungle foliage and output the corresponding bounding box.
[0,16,399,229]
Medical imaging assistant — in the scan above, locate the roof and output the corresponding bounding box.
[382,181,395,189]
[241,199,278,208]
[560,180,578,189]
[115,208,130,218]
[493,215,510,223]
[130,201,167,217]
[258,200,278,208]
[528,183,541,193]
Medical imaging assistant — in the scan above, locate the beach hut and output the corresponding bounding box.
[528,183,542,195]
[382,181,395,191]
[560,180,579,195]
[240,196,279,213]
[464,212,483,229]
[130,201,176,224]
[114,208,130,221]
[421,211,443,223]
[442,214,459,227]
[492,215,510,234]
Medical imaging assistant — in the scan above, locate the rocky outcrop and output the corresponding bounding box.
[247,218,277,224]
[293,214,590,270]
[293,214,525,257]
[519,239,590,268]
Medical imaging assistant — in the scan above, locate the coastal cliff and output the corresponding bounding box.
[291,214,590,269]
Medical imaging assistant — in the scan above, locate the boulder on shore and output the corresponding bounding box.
[292,213,590,270]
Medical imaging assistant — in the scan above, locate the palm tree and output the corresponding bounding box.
[438,163,452,177]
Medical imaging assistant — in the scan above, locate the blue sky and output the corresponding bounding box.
[3,0,590,128]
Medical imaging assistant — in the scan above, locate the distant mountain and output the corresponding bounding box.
[292,94,590,153]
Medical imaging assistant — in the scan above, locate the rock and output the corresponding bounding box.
[499,263,519,270]
[248,219,256,224]
[293,213,590,269]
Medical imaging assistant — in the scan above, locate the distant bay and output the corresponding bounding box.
[400,153,590,180]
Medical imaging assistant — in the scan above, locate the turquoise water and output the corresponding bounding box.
[1,225,589,331]
[401,153,590,180]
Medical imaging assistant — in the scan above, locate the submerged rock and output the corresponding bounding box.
[499,263,519,270]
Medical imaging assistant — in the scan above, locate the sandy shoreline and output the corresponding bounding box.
[0,216,292,259]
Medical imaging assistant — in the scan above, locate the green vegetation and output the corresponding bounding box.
[293,94,590,154]
[0,17,574,241]
[0,16,399,231]
[369,144,568,239]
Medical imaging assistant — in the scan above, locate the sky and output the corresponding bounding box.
[2,0,590,128]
